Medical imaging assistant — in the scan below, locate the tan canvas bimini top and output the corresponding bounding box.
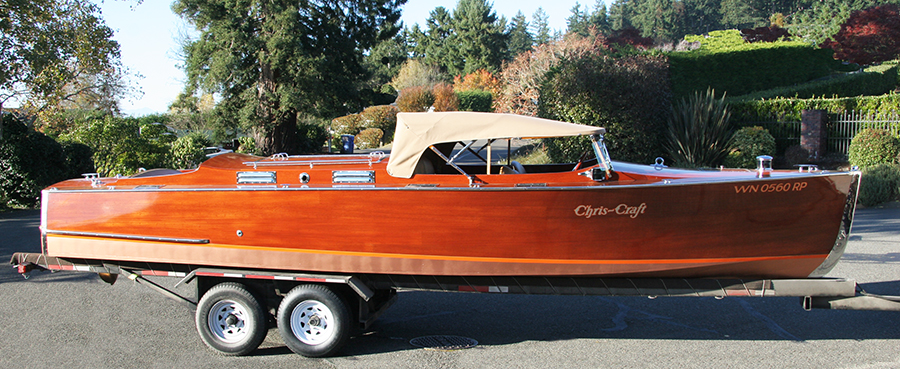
[386,112,606,178]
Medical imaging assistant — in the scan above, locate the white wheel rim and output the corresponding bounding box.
[208,299,251,343]
[290,300,335,345]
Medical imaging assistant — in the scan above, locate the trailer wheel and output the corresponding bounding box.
[195,282,267,356]
[277,284,351,357]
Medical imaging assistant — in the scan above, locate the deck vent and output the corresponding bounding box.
[333,170,375,184]
[237,171,277,184]
[410,335,478,351]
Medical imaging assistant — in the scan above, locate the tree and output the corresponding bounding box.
[820,4,900,65]
[174,0,405,155]
[448,0,509,75]
[531,7,553,45]
[567,1,611,37]
[0,0,122,138]
[507,11,534,57]
[409,7,454,69]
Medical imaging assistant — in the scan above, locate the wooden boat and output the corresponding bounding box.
[39,112,860,279]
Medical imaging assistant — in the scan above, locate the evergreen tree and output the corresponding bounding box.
[448,0,509,75]
[508,11,534,58]
[531,7,553,45]
[174,0,404,155]
[567,1,611,36]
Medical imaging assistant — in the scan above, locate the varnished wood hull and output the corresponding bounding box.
[41,168,858,279]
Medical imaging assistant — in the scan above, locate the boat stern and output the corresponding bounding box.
[808,170,861,277]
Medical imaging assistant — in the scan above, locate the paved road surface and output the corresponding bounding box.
[1,204,899,368]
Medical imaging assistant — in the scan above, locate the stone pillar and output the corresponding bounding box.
[800,109,827,160]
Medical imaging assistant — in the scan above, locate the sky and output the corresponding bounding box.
[98,0,595,116]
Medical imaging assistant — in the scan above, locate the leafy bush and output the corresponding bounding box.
[0,115,72,208]
[58,116,174,176]
[671,30,841,98]
[496,32,609,116]
[169,132,213,169]
[538,53,670,164]
[396,86,435,112]
[432,83,459,112]
[355,128,384,149]
[821,4,900,65]
[724,126,777,169]
[235,136,260,155]
[359,105,398,142]
[858,163,900,207]
[848,128,900,168]
[389,59,446,92]
[665,89,733,168]
[457,90,493,112]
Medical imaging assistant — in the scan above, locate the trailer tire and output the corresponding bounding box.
[195,282,267,356]
[277,284,351,357]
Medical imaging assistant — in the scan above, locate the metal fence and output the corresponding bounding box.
[737,111,900,157]
[828,111,900,156]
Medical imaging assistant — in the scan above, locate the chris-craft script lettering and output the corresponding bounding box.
[574,203,647,219]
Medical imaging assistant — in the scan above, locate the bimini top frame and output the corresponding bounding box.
[387,112,606,179]
[427,133,615,187]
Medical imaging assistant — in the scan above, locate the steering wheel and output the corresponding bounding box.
[510,160,526,174]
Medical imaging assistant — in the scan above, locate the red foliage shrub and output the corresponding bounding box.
[740,26,792,43]
[432,83,459,112]
[608,28,654,50]
[820,4,900,65]
[396,86,435,112]
[453,69,501,96]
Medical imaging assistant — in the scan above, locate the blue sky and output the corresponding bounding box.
[100,0,593,116]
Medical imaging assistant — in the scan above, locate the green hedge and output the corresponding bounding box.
[730,92,900,121]
[732,62,899,101]
[457,90,493,112]
[670,30,841,98]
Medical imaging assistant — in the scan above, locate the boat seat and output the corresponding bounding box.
[413,159,435,175]
[499,161,526,174]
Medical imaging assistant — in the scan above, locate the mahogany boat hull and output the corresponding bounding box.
[41,171,858,279]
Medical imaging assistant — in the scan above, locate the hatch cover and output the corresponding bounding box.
[409,335,478,351]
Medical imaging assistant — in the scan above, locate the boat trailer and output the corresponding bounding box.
[11,252,900,312]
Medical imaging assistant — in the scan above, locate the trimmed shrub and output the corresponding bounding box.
[432,83,459,112]
[397,86,434,112]
[457,90,493,112]
[169,132,213,169]
[330,114,362,136]
[732,62,897,101]
[848,128,900,168]
[359,105,398,142]
[665,89,733,168]
[858,163,900,207]
[724,126,777,169]
[355,128,384,149]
